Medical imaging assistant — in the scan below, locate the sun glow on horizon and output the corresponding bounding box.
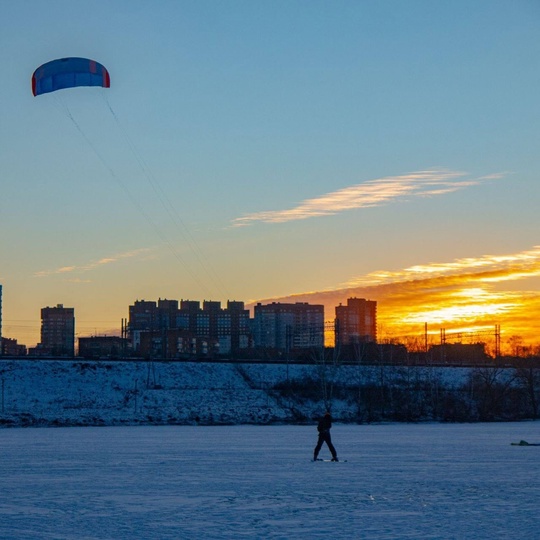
[257,246,540,353]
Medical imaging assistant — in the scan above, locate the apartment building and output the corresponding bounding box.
[40,304,75,356]
[335,297,377,346]
[128,298,250,356]
[252,302,324,351]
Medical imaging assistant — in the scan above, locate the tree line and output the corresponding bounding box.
[272,362,540,423]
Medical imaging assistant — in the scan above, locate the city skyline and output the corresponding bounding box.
[0,281,534,356]
[2,2,540,350]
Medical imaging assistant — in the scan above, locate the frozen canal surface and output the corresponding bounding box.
[1,423,539,539]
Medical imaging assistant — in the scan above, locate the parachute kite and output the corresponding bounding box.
[32,57,110,96]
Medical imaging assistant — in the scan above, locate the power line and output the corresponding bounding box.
[54,95,217,298]
[103,96,231,299]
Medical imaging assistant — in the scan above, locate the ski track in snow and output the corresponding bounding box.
[0,423,539,539]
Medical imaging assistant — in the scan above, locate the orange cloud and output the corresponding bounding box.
[249,246,540,352]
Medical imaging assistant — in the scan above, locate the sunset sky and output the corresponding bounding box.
[1,1,540,351]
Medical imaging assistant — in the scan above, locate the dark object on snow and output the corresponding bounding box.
[313,412,338,461]
[511,440,540,446]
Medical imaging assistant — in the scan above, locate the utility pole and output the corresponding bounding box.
[440,328,446,363]
[121,318,128,359]
[495,325,501,359]
[285,324,291,385]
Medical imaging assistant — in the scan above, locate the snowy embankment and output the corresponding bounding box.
[0,359,476,427]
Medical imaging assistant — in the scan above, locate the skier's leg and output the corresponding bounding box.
[325,433,338,460]
[314,434,324,460]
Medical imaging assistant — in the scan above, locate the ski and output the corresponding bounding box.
[312,459,347,462]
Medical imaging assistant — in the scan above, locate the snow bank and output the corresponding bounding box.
[0,359,479,427]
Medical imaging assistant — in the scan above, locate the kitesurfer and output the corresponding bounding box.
[313,411,338,461]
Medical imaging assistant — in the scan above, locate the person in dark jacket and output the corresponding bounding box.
[313,411,338,461]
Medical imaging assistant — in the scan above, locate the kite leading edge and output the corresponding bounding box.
[32,57,110,96]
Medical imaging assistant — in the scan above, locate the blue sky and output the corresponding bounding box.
[1,1,540,347]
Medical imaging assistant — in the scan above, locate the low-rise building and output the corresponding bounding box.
[1,337,27,357]
[78,336,127,359]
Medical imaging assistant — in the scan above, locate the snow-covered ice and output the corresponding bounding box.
[0,422,539,539]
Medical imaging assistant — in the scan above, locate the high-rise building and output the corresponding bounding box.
[253,302,324,350]
[177,300,201,334]
[128,300,158,332]
[203,300,221,341]
[157,298,179,330]
[335,297,377,346]
[227,301,251,352]
[128,298,251,356]
[128,300,156,352]
[128,299,179,351]
[40,304,75,356]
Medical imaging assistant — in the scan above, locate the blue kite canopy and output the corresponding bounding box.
[32,57,110,96]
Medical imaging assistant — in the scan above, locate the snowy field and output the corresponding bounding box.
[1,423,539,539]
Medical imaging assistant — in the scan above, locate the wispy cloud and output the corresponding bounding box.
[34,248,152,278]
[343,246,540,288]
[232,170,503,226]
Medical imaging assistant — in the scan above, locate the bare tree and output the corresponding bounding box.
[469,367,517,420]
[514,366,540,419]
[311,345,341,412]
[507,335,524,357]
